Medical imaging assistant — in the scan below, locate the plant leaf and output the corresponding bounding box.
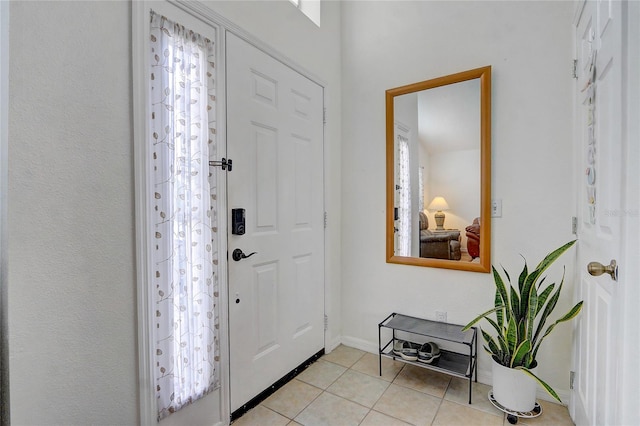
[517,367,562,403]
[482,329,500,356]
[483,315,502,336]
[532,240,577,272]
[522,241,576,316]
[493,266,511,318]
[506,316,517,356]
[519,260,533,318]
[518,319,526,345]
[462,306,505,331]
[532,301,584,360]
[501,265,511,285]
[511,339,531,367]
[527,282,538,339]
[526,240,576,294]
[483,345,495,357]
[532,273,564,346]
[536,283,556,315]
[495,289,504,329]
[510,285,521,320]
[482,324,509,356]
[496,331,510,356]
[537,276,547,289]
[517,257,528,293]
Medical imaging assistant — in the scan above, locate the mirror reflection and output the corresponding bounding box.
[386,66,491,272]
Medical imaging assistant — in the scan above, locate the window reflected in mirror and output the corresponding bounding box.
[386,66,491,272]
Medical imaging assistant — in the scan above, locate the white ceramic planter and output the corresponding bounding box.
[492,360,537,412]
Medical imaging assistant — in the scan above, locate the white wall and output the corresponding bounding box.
[8,0,342,424]
[341,0,577,399]
[428,148,480,249]
[9,1,138,424]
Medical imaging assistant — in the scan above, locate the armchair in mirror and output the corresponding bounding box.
[386,66,491,272]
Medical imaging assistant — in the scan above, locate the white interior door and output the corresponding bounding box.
[571,1,631,424]
[226,32,325,413]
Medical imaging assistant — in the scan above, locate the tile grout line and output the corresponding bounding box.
[429,377,450,426]
[288,351,367,425]
[346,355,407,426]
[322,351,406,426]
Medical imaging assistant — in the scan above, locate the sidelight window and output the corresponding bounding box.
[147,11,220,420]
[397,134,411,257]
[288,0,321,27]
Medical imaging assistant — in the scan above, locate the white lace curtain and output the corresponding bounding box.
[149,11,219,420]
[418,167,424,213]
[397,135,411,256]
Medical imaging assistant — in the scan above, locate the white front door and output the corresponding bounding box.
[226,32,325,413]
[394,123,412,257]
[571,1,637,424]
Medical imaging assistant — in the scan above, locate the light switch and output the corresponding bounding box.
[492,199,502,217]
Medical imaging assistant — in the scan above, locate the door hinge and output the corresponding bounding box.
[323,107,327,125]
[209,158,233,171]
[324,314,328,331]
[324,211,328,229]
[572,59,578,79]
[572,216,578,235]
[570,371,575,389]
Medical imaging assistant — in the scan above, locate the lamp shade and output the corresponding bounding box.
[428,196,450,211]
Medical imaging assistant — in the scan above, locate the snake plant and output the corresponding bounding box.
[462,240,583,403]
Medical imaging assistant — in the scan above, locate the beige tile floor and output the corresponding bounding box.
[233,345,575,426]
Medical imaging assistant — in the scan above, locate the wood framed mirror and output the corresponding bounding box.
[386,66,491,272]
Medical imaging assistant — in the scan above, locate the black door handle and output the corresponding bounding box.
[232,248,257,262]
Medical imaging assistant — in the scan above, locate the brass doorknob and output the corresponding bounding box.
[587,259,618,281]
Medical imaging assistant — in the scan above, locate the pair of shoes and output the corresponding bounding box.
[393,339,420,361]
[418,342,441,364]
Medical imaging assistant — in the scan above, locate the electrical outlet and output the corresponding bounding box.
[491,199,502,217]
[436,311,447,322]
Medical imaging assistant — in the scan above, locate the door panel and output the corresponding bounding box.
[572,1,622,424]
[226,32,325,413]
[254,125,278,229]
[254,262,279,356]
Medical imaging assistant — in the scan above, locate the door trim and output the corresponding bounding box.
[569,2,584,420]
[131,4,154,423]
[132,2,227,424]
[618,1,640,423]
[0,1,10,423]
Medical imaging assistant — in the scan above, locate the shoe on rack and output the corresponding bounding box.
[393,339,405,356]
[418,342,441,364]
[398,341,419,361]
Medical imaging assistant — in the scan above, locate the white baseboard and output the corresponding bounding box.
[340,336,378,354]
[538,389,570,406]
[325,334,343,353]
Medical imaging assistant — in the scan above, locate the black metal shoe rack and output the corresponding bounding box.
[378,312,478,404]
